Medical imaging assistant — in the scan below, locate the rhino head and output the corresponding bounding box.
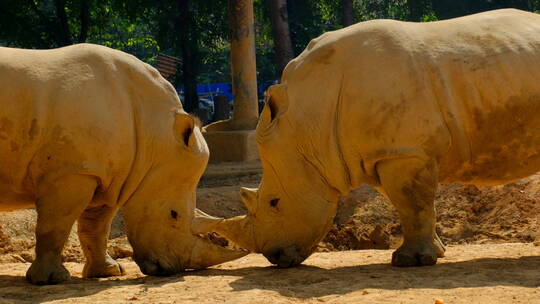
[122,111,246,275]
[209,83,344,267]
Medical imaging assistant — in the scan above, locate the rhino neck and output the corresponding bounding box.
[116,80,183,206]
[288,76,354,196]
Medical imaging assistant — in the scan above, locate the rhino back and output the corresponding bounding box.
[422,11,540,184]
[281,9,540,187]
[0,44,178,207]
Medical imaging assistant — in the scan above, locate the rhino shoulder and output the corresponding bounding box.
[67,44,180,109]
[282,20,419,89]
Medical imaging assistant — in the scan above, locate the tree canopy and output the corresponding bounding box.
[1,0,539,107]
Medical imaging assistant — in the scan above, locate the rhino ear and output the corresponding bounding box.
[240,187,257,214]
[261,83,289,125]
[173,111,196,146]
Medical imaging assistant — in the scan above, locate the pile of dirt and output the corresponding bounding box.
[320,174,540,251]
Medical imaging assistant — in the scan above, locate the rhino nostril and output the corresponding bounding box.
[138,259,172,276]
[264,246,302,268]
[269,199,280,207]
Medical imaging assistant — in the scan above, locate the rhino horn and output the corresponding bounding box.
[183,234,248,270]
[240,187,257,213]
[187,210,251,267]
[212,215,257,252]
[191,208,223,234]
[139,233,247,276]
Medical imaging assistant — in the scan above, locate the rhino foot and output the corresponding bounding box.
[26,261,70,285]
[391,241,439,267]
[83,256,124,278]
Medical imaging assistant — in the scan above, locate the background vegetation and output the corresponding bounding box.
[1,0,539,110]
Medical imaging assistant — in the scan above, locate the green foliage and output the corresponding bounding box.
[0,0,159,62]
[88,6,159,63]
[431,0,536,20]
[0,0,65,48]
[199,40,231,83]
[421,11,438,22]
[287,0,341,55]
[355,0,409,21]
[253,0,278,81]
[1,0,539,87]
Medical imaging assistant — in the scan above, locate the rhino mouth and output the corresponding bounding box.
[263,245,307,268]
[136,258,175,276]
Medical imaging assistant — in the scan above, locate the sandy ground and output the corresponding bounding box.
[1,163,539,303]
[0,243,538,304]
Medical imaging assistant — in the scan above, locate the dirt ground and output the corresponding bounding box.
[0,163,539,303]
[0,243,538,304]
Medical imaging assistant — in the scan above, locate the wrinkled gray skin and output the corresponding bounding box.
[210,9,540,267]
[0,44,244,285]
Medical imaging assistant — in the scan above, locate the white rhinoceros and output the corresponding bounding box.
[210,9,540,267]
[0,44,245,284]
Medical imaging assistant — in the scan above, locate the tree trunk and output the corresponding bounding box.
[78,0,90,43]
[176,0,199,112]
[204,0,259,131]
[341,0,354,27]
[268,0,294,77]
[53,0,73,46]
[226,0,259,128]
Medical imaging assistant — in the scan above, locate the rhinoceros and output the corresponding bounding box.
[209,9,540,267]
[0,44,245,284]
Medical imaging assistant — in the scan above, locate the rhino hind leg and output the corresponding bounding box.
[78,205,124,278]
[376,156,441,267]
[26,174,98,285]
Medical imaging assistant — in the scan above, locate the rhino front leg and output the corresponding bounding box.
[376,156,444,267]
[78,205,124,278]
[26,174,97,285]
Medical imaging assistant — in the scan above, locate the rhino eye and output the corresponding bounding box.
[269,199,280,208]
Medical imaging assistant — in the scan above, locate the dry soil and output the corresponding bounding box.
[0,164,539,303]
[0,243,538,304]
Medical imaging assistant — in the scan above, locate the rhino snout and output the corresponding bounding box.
[136,259,175,276]
[264,246,305,268]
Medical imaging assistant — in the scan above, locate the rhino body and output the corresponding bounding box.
[214,9,540,267]
[0,44,244,284]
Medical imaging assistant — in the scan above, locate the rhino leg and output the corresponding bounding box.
[376,157,442,267]
[26,174,97,285]
[78,205,124,278]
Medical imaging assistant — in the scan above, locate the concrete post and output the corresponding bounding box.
[205,0,259,131]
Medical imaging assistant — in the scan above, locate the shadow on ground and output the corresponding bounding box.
[0,255,538,303]
[218,256,540,298]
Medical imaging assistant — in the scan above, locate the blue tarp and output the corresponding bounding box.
[177,83,233,103]
[178,80,278,104]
